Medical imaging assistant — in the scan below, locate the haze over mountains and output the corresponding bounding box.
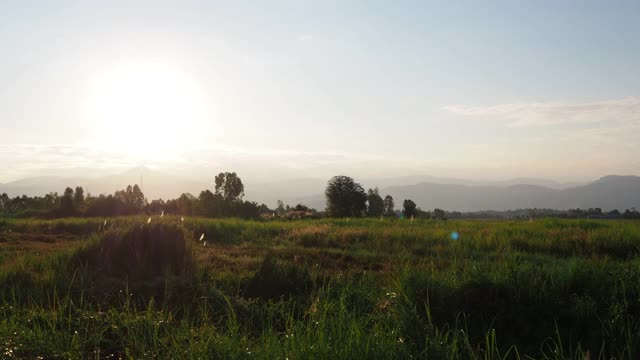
[1,167,639,212]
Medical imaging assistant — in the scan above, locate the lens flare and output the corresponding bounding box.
[450,231,460,240]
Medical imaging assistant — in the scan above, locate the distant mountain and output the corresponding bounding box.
[284,176,640,212]
[376,176,640,212]
[358,176,581,190]
[0,167,208,201]
[245,178,327,208]
[1,168,638,212]
[491,178,582,189]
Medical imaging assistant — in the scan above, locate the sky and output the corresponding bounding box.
[1,0,640,184]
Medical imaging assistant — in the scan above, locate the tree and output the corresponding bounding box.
[402,199,417,218]
[623,209,640,219]
[384,195,396,216]
[0,193,9,212]
[176,193,196,215]
[214,172,245,202]
[276,200,285,214]
[44,192,58,209]
[233,200,261,219]
[114,184,147,214]
[383,195,395,216]
[197,190,224,217]
[366,188,384,217]
[60,187,75,212]
[325,175,367,217]
[74,186,85,205]
[147,199,166,214]
[258,203,271,215]
[432,208,446,220]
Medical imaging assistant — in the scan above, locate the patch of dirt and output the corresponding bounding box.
[196,244,391,275]
[0,231,80,268]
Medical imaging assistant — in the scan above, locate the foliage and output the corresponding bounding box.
[325,176,367,217]
[432,208,446,220]
[402,199,417,218]
[383,195,395,216]
[214,172,245,202]
[366,188,385,217]
[114,184,147,214]
[60,187,75,213]
[73,186,85,205]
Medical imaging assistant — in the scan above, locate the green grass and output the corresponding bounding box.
[1,216,640,358]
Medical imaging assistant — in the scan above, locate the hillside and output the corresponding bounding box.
[376,176,640,212]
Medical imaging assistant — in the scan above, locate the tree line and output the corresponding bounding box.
[0,172,263,219]
[2,173,639,220]
[324,175,449,220]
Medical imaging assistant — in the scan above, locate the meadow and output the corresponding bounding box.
[1,216,640,359]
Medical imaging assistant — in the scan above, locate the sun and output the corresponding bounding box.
[86,60,211,161]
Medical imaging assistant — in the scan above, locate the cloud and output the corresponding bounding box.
[297,34,313,42]
[0,143,426,183]
[443,96,640,127]
[0,145,137,182]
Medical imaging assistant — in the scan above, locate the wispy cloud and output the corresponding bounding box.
[443,96,640,127]
[0,145,136,182]
[0,143,429,183]
[297,34,313,42]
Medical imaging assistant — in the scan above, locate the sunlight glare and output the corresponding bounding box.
[87,61,211,161]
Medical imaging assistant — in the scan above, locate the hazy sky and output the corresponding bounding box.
[2,1,640,183]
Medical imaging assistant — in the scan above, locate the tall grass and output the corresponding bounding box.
[1,217,640,358]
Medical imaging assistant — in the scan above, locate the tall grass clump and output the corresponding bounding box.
[72,222,195,284]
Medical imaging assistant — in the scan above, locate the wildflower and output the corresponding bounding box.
[104,219,107,227]
[147,217,151,224]
[161,210,164,218]
[181,217,184,222]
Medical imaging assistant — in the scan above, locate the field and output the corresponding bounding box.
[1,216,640,359]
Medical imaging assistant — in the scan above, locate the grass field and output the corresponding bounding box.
[1,216,640,359]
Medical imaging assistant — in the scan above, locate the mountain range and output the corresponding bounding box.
[1,167,639,212]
